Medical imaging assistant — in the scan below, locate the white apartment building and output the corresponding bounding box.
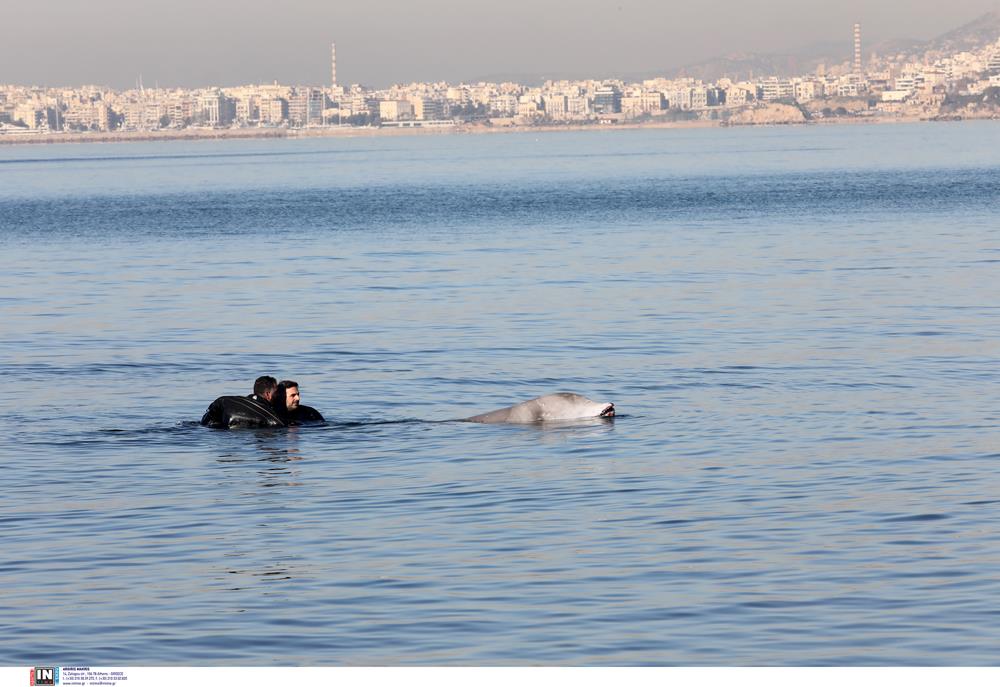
[793,80,820,102]
[468,85,493,107]
[446,86,468,103]
[724,85,753,106]
[543,94,567,119]
[410,97,444,121]
[690,88,708,109]
[234,96,258,124]
[120,101,142,129]
[13,103,45,128]
[121,100,166,130]
[196,92,222,125]
[881,90,911,102]
[989,51,1000,73]
[838,83,860,97]
[349,93,370,114]
[621,91,664,117]
[379,99,414,121]
[566,96,590,117]
[490,94,518,115]
[516,100,541,119]
[289,88,325,126]
[168,98,194,126]
[259,97,287,125]
[63,102,109,130]
[947,52,986,79]
[894,74,917,92]
[760,78,794,101]
[668,89,692,110]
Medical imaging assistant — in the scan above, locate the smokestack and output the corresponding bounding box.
[331,42,338,88]
[853,23,862,77]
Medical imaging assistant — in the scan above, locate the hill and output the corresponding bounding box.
[668,11,1000,82]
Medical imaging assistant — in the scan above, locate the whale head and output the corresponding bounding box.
[530,393,615,422]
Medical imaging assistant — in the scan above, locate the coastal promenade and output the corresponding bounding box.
[0,113,989,146]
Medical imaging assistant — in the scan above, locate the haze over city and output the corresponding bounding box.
[4,0,1000,88]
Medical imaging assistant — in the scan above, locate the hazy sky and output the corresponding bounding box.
[3,0,1000,88]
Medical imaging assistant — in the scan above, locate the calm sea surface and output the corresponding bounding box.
[1,123,999,665]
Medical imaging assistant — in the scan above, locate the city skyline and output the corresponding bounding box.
[5,17,999,140]
[3,0,1000,88]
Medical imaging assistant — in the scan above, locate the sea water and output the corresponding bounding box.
[1,122,998,665]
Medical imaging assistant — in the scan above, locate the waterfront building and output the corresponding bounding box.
[723,85,751,106]
[410,97,444,121]
[468,84,494,107]
[259,97,288,125]
[120,101,142,129]
[168,97,195,127]
[489,94,518,116]
[690,88,708,109]
[515,99,541,122]
[195,92,223,126]
[566,95,590,117]
[543,94,567,119]
[894,74,917,93]
[289,88,325,126]
[234,96,258,124]
[865,70,892,93]
[760,78,794,101]
[13,103,45,129]
[621,90,664,116]
[446,86,468,103]
[379,99,414,121]
[349,92,369,114]
[836,81,862,97]
[793,80,819,102]
[593,85,622,114]
[667,88,692,110]
[706,87,726,107]
[63,102,109,130]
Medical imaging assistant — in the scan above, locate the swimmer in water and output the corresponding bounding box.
[279,379,326,425]
[201,375,285,429]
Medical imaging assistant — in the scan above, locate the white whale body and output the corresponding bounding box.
[464,393,615,424]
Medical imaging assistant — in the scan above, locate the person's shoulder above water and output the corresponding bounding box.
[200,395,285,428]
[291,404,325,423]
[201,376,286,429]
[279,379,326,425]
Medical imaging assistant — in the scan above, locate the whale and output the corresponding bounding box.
[463,393,615,424]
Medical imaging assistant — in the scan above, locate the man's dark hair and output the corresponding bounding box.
[279,379,298,389]
[253,375,278,397]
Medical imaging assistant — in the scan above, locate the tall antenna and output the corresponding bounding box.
[331,42,337,88]
[853,23,862,77]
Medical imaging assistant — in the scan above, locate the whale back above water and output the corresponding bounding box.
[464,393,615,423]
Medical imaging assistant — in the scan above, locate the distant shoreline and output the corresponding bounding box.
[0,114,994,146]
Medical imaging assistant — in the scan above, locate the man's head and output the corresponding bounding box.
[253,375,278,401]
[280,380,300,410]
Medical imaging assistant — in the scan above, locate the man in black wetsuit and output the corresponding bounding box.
[279,379,326,424]
[201,375,286,428]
